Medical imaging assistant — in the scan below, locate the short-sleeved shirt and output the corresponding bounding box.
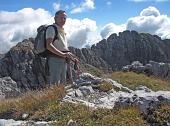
[46,24,69,51]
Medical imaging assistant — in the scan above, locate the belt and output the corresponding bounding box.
[62,50,71,53]
[48,50,70,58]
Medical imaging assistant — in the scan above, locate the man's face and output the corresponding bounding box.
[55,12,67,27]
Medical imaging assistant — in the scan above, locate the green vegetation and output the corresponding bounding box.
[111,72,170,91]
[0,71,170,125]
[142,104,170,126]
[97,81,113,92]
[51,106,146,126]
[0,85,65,118]
[0,84,147,126]
[79,63,105,77]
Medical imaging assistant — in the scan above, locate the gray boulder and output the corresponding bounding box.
[0,39,47,90]
[0,77,21,99]
[63,73,170,113]
[122,60,170,79]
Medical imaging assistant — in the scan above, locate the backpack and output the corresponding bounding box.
[34,25,58,57]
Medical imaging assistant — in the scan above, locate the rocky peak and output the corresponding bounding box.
[67,31,170,74]
[0,30,170,92]
[0,39,46,91]
[0,54,5,59]
[91,30,170,70]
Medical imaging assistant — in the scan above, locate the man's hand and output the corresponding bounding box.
[65,52,79,62]
[65,52,72,60]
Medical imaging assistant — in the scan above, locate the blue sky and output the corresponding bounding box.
[0,0,170,53]
[1,0,170,25]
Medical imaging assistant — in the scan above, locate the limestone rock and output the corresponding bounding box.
[0,77,21,99]
[122,60,170,79]
[0,30,170,92]
[0,39,47,90]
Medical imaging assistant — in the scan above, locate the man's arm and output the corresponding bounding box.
[46,38,75,60]
[46,38,66,58]
[45,25,68,59]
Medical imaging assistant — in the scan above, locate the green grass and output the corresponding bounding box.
[0,85,65,119]
[143,104,170,126]
[1,85,146,126]
[1,71,170,125]
[111,72,170,91]
[50,105,146,126]
[97,81,113,92]
[79,63,105,77]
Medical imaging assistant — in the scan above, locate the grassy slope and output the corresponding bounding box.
[111,71,170,91]
[0,65,170,125]
[0,90,147,126]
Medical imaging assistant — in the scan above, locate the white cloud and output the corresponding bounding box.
[0,8,53,53]
[71,0,95,14]
[53,3,61,11]
[126,6,170,39]
[156,16,170,38]
[99,6,170,41]
[0,7,98,53]
[140,6,160,16]
[0,6,170,54]
[100,23,126,39]
[65,18,98,48]
[106,1,112,5]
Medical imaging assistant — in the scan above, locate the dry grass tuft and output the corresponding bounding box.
[98,81,113,92]
[0,85,66,117]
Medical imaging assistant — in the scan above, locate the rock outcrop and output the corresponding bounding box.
[0,119,51,126]
[63,73,170,113]
[92,31,170,70]
[0,30,170,92]
[69,47,111,70]
[0,39,47,91]
[0,54,4,59]
[63,72,170,126]
[70,31,170,70]
[0,77,21,99]
[122,61,170,79]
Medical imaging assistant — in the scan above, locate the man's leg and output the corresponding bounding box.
[48,57,63,85]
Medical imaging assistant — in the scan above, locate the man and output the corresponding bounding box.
[46,10,75,85]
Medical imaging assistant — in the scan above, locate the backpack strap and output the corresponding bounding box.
[44,25,60,56]
[47,25,58,42]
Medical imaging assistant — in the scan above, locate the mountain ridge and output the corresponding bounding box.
[0,30,170,92]
[70,30,170,70]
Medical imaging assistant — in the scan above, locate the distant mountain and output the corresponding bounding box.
[0,30,170,91]
[0,38,46,90]
[70,30,170,70]
[0,54,4,59]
